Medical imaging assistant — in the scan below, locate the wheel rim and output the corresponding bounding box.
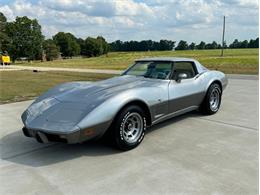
[122,112,143,144]
[209,88,220,111]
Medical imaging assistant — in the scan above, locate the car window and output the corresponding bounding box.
[125,61,172,80]
[172,62,196,80]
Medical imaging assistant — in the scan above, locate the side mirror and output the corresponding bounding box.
[176,73,188,82]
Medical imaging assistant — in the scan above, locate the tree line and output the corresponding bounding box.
[109,38,258,52]
[229,39,258,49]
[109,40,175,51]
[174,38,258,50]
[0,12,259,62]
[0,12,109,61]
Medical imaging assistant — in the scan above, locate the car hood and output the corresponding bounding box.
[52,75,149,102]
[22,75,166,133]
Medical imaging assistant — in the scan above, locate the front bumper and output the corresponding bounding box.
[22,127,81,143]
[22,121,111,144]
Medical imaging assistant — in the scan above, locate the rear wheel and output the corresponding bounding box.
[111,105,147,150]
[200,83,222,115]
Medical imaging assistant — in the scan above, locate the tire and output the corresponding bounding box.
[111,105,147,151]
[200,83,222,115]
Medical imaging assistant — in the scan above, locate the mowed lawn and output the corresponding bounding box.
[18,48,259,74]
[0,71,115,104]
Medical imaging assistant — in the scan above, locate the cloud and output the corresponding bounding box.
[39,0,116,17]
[221,0,259,8]
[39,0,153,17]
[0,0,258,43]
[0,5,14,20]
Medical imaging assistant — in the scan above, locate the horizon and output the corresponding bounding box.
[0,0,259,44]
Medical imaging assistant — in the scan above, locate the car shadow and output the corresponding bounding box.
[1,111,200,167]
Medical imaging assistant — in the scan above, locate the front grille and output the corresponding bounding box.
[22,127,68,143]
[43,132,68,143]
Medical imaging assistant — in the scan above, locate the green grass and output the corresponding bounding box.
[1,48,258,103]
[17,48,259,74]
[0,71,115,104]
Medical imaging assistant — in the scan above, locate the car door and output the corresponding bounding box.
[146,61,173,120]
[168,61,205,113]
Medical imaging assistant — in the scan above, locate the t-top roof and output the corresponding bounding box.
[135,57,196,62]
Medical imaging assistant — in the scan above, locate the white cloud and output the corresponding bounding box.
[0,0,258,43]
[0,5,15,20]
[222,0,259,8]
[115,0,153,16]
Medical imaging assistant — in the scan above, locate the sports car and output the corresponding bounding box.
[21,57,228,150]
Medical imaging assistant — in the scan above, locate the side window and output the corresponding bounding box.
[145,62,172,79]
[172,62,196,80]
[154,62,172,79]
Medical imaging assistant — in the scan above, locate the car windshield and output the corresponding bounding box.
[124,61,172,80]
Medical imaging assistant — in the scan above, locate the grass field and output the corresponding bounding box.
[0,71,115,104]
[18,49,259,74]
[1,48,258,104]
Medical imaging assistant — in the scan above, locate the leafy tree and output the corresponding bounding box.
[139,40,149,51]
[211,41,218,49]
[240,40,248,48]
[159,40,175,50]
[146,40,154,50]
[188,42,196,50]
[6,16,44,61]
[175,40,188,50]
[254,38,259,48]
[0,12,6,32]
[196,41,206,50]
[97,36,109,54]
[205,41,218,49]
[248,39,254,48]
[0,12,10,52]
[82,36,109,57]
[256,38,259,48]
[43,39,60,61]
[66,33,80,56]
[110,40,123,51]
[229,39,240,48]
[247,38,258,48]
[77,38,85,55]
[84,37,101,57]
[205,43,212,49]
[217,43,222,49]
[53,32,80,57]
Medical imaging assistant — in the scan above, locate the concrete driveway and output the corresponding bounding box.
[0,77,258,195]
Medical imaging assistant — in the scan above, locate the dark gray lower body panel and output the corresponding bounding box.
[169,92,205,113]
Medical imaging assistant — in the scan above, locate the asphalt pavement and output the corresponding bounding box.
[0,77,258,195]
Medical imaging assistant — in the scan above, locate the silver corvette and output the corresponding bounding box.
[21,57,228,150]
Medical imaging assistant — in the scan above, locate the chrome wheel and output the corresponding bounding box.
[122,112,143,144]
[209,88,220,111]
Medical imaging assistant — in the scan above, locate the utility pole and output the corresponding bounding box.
[221,16,226,57]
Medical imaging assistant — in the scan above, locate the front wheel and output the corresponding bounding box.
[112,105,147,151]
[200,83,222,115]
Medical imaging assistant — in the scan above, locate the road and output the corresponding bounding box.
[1,65,122,74]
[0,78,258,194]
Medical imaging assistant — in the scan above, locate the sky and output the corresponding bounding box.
[0,0,258,44]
